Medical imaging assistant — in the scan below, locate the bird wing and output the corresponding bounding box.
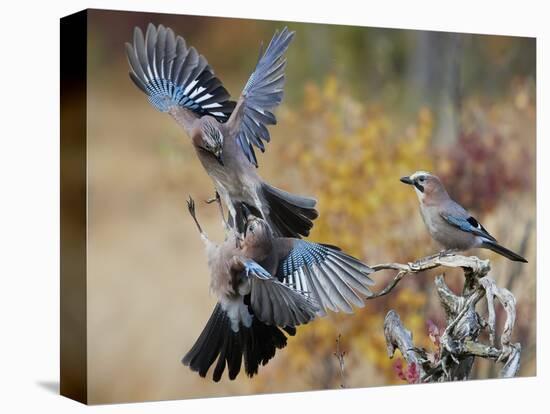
[125,24,236,131]
[231,257,319,327]
[226,27,295,166]
[274,239,375,315]
[440,212,497,242]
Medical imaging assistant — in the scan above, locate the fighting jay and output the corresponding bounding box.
[183,197,374,381]
[126,24,318,238]
[400,171,527,263]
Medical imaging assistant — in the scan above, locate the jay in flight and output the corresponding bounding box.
[400,171,527,263]
[182,196,374,381]
[126,24,318,238]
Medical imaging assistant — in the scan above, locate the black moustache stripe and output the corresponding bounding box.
[414,182,425,193]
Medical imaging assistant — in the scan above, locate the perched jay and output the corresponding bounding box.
[183,197,374,381]
[400,171,527,263]
[126,24,318,238]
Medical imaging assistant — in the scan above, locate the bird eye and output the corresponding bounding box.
[419,177,425,182]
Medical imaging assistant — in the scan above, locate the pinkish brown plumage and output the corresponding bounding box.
[401,171,527,262]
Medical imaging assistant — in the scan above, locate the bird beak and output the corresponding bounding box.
[400,176,414,185]
[215,152,224,166]
[242,204,251,219]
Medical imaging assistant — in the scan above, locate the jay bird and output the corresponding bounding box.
[182,196,374,381]
[126,24,318,238]
[400,171,527,263]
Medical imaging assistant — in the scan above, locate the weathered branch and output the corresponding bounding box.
[384,310,425,379]
[384,312,417,364]
[380,253,521,382]
[368,253,490,300]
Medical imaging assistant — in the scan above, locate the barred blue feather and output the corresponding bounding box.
[235,27,295,166]
[275,240,375,314]
[126,24,236,122]
[279,240,329,277]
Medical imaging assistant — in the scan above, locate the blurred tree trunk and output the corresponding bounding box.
[408,32,464,147]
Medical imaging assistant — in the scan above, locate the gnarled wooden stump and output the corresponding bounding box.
[370,254,520,382]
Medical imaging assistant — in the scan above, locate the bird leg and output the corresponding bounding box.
[206,191,230,232]
[187,196,207,239]
[205,191,220,205]
[439,248,459,258]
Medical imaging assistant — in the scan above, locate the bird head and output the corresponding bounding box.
[241,210,273,254]
[400,171,447,203]
[199,121,224,166]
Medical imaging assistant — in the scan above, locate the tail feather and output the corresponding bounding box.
[261,183,319,238]
[481,240,528,263]
[182,303,295,382]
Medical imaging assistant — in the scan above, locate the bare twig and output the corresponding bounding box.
[367,254,490,300]
[333,334,346,388]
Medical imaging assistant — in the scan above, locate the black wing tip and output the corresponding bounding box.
[319,243,342,251]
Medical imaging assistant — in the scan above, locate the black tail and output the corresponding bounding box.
[261,183,319,238]
[182,303,296,382]
[481,240,528,263]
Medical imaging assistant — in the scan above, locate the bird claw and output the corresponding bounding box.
[408,261,421,271]
[187,196,196,216]
[205,191,221,205]
[439,249,458,258]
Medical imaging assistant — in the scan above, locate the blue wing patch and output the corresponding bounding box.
[441,213,497,242]
[126,24,236,122]
[275,240,374,314]
[243,259,272,280]
[278,240,329,278]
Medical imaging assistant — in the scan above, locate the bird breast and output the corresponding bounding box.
[206,241,235,299]
[420,205,476,250]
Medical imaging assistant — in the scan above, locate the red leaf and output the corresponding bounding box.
[406,362,420,384]
[393,358,406,381]
[394,359,420,384]
[426,319,441,348]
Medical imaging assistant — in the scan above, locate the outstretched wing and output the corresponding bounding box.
[227,28,295,166]
[232,257,319,327]
[125,24,236,128]
[274,239,375,315]
[440,213,497,242]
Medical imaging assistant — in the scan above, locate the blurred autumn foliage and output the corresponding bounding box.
[253,76,535,390]
[435,83,535,212]
[85,10,536,402]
